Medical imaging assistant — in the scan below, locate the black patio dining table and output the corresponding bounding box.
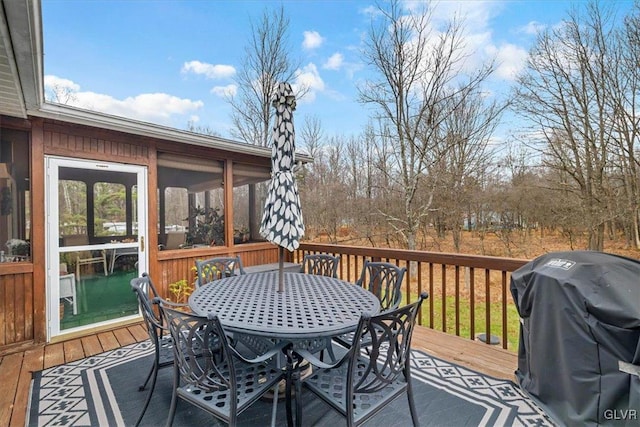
[188,271,380,426]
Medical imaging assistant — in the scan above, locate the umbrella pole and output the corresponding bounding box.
[278,246,284,292]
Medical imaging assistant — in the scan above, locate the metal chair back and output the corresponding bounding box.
[159,304,285,426]
[297,293,428,427]
[356,261,406,311]
[130,274,174,427]
[195,256,246,288]
[131,275,164,348]
[301,254,340,277]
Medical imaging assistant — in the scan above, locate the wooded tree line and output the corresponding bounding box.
[228,0,640,253]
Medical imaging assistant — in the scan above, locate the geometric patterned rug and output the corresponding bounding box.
[27,341,554,426]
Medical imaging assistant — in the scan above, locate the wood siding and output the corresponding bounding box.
[0,269,34,348]
[42,120,151,164]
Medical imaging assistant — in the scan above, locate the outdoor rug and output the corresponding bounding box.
[27,341,554,426]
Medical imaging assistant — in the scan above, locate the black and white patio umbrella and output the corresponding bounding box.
[260,82,305,292]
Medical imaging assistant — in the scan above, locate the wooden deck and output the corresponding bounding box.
[0,323,517,427]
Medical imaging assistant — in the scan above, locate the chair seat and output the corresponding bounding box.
[303,354,409,422]
[176,357,283,419]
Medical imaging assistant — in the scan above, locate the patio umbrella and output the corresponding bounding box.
[260,82,305,292]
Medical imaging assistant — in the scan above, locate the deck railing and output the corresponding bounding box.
[295,243,529,351]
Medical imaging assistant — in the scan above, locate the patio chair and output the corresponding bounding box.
[159,302,287,426]
[333,261,406,352]
[356,261,406,311]
[158,231,186,250]
[59,272,77,316]
[195,256,245,288]
[130,274,185,427]
[300,253,340,277]
[293,293,428,427]
[63,234,108,279]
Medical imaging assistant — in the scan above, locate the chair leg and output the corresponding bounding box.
[165,367,179,427]
[406,374,420,427]
[135,362,158,427]
[294,371,303,427]
[138,362,155,391]
[270,382,279,427]
[135,347,161,426]
[285,356,294,427]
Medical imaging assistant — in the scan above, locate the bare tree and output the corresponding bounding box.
[298,115,324,158]
[435,91,505,252]
[228,6,306,147]
[186,120,220,137]
[298,136,348,242]
[359,0,497,250]
[44,83,77,105]
[513,1,622,250]
[607,2,640,248]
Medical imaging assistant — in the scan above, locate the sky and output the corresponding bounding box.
[41,0,635,145]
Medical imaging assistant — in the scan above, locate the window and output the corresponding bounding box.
[59,179,88,236]
[93,182,128,236]
[232,163,270,245]
[157,153,225,249]
[0,128,31,262]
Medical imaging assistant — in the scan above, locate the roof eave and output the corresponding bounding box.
[2,0,43,116]
[30,102,313,163]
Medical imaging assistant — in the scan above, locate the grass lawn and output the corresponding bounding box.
[406,293,521,351]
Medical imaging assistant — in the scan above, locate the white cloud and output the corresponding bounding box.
[302,31,324,50]
[181,61,235,79]
[211,84,237,98]
[518,21,546,35]
[76,92,203,122]
[430,0,499,33]
[360,5,382,18]
[491,43,529,81]
[294,63,325,103]
[43,74,203,125]
[44,75,80,91]
[410,1,531,85]
[323,53,344,70]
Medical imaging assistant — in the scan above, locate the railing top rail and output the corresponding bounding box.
[298,242,529,272]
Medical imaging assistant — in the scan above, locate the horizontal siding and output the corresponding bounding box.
[43,123,150,164]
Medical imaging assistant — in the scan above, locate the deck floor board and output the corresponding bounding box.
[10,348,44,427]
[80,335,103,356]
[0,352,24,427]
[43,343,64,369]
[97,331,119,351]
[113,327,136,346]
[63,339,85,363]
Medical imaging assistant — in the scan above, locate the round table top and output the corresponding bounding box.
[188,271,380,339]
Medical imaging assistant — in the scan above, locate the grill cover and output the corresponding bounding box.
[510,251,640,426]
